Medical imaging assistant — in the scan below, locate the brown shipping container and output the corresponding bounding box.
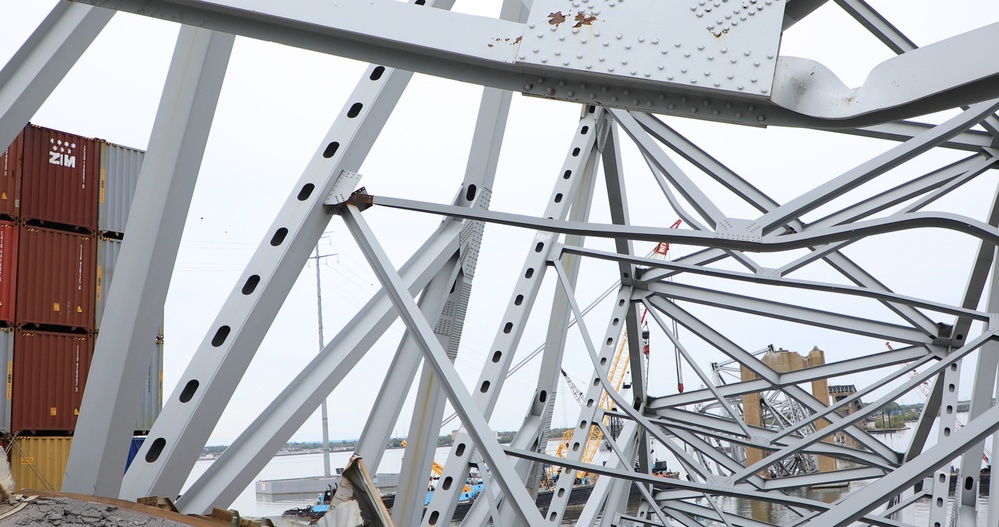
[17,225,95,329]
[0,128,23,218]
[8,436,73,492]
[12,330,93,433]
[0,221,16,324]
[20,124,98,230]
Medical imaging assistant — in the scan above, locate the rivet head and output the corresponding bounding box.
[638,36,645,42]
[735,112,742,117]
[758,115,766,121]
[616,33,623,39]
[667,103,676,109]
[622,59,628,64]
[625,44,632,49]
[567,90,574,96]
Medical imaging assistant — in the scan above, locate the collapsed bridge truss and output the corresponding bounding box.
[3,0,999,526]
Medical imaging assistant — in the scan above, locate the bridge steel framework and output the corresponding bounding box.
[3,0,999,526]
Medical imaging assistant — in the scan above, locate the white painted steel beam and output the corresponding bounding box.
[64,26,233,498]
[341,204,547,526]
[68,0,999,128]
[175,226,462,514]
[120,54,419,501]
[0,2,111,151]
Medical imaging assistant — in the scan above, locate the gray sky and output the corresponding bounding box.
[2,1,998,447]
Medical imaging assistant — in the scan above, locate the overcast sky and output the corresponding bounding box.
[2,1,998,451]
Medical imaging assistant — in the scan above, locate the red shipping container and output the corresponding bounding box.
[12,330,93,433]
[17,225,95,330]
[19,125,98,231]
[0,221,17,324]
[0,129,23,218]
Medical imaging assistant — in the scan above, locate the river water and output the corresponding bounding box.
[183,419,993,525]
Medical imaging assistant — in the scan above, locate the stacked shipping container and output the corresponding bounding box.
[0,124,162,492]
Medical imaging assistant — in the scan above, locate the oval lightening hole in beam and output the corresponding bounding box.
[465,184,477,201]
[212,326,231,347]
[572,147,580,156]
[323,142,340,158]
[539,390,547,403]
[480,381,490,393]
[145,438,166,463]
[369,66,385,80]
[179,380,199,403]
[297,183,315,201]
[347,103,363,118]
[581,126,589,134]
[270,228,288,246]
[503,322,513,334]
[492,351,502,363]
[563,170,572,179]
[241,275,260,295]
[535,242,544,253]
[428,511,439,525]
[515,295,524,306]
[456,443,466,457]
[554,193,563,203]
[966,476,974,490]
[525,268,534,279]
[442,477,453,490]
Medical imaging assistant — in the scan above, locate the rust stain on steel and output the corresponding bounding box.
[488,36,521,47]
[548,11,566,27]
[573,12,597,27]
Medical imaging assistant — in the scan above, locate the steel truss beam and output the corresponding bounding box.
[68,0,999,128]
[8,1,999,526]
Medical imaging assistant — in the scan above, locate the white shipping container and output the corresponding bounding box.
[95,235,163,433]
[99,143,143,235]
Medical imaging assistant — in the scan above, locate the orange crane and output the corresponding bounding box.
[558,221,684,471]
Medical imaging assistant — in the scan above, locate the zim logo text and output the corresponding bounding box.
[49,138,77,168]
